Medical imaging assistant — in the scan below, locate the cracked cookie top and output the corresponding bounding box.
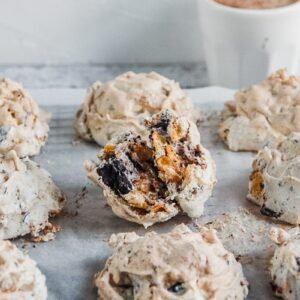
[85,110,216,227]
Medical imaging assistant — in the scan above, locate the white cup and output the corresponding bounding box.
[198,0,300,88]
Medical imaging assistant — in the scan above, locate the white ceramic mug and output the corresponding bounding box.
[198,0,300,88]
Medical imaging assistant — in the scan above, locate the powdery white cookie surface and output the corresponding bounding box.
[219,69,300,152]
[270,227,300,300]
[85,111,216,227]
[95,224,248,300]
[0,78,49,157]
[0,240,47,300]
[0,151,65,240]
[248,133,300,225]
[75,71,195,145]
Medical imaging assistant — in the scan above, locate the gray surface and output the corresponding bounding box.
[15,91,276,300]
[0,63,208,89]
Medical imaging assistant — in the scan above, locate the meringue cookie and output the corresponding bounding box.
[0,78,49,157]
[85,110,216,227]
[270,228,300,300]
[0,240,47,300]
[219,69,300,152]
[0,150,65,240]
[75,71,195,145]
[95,224,248,300]
[248,133,300,225]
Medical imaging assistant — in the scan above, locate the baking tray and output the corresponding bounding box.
[13,87,280,299]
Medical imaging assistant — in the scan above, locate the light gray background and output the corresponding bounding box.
[0,0,203,65]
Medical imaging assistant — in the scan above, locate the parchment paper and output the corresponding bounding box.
[14,88,280,299]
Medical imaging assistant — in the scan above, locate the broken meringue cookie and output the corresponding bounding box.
[270,227,300,300]
[248,133,300,225]
[0,240,47,300]
[85,110,216,227]
[219,69,300,152]
[75,71,195,145]
[95,224,248,300]
[0,78,49,157]
[0,150,65,240]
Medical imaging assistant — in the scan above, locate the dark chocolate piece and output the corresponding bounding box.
[260,205,283,218]
[97,158,133,196]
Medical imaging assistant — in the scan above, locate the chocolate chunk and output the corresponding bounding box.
[260,205,283,218]
[97,158,133,196]
[270,281,280,293]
